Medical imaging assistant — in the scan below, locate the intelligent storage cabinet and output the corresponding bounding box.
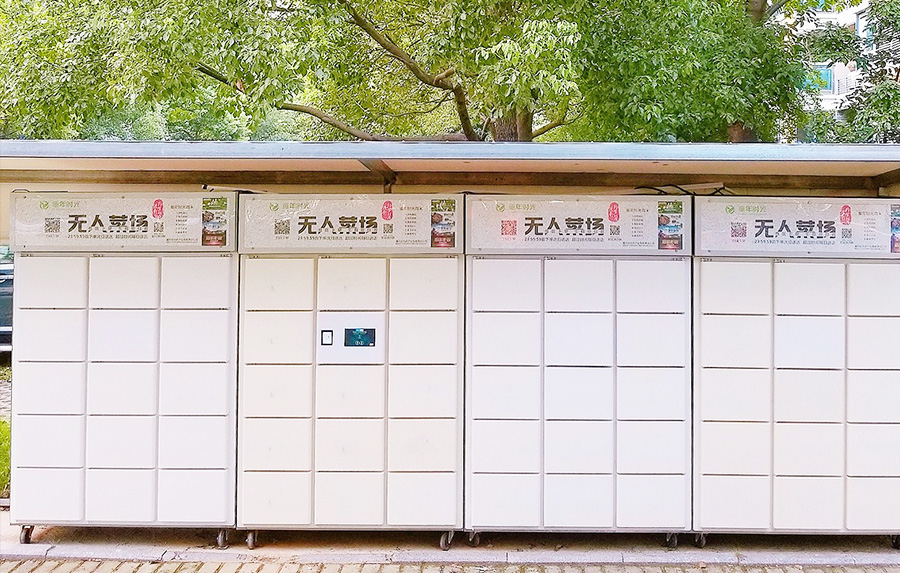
[465,195,693,545]
[9,192,238,545]
[694,197,900,548]
[237,194,464,549]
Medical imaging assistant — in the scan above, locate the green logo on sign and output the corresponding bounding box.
[725,205,735,214]
[495,203,505,213]
[269,202,279,212]
[39,200,49,210]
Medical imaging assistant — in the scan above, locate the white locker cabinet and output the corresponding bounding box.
[238,248,464,537]
[695,252,900,538]
[11,250,238,535]
[467,254,692,535]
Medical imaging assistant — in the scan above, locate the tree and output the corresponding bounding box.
[803,0,900,142]
[0,0,834,141]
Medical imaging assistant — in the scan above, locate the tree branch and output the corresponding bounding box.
[532,103,570,139]
[338,0,480,140]
[763,0,792,22]
[277,102,388,140]
[197,63,243,92]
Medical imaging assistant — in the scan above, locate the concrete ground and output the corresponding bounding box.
[3,511,900,567]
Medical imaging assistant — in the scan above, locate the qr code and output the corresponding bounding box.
[842,228,852,239]
[383,223,393,234]
[731,222,747,238]
[153,222,164,233]
[44,218,60,233]
[274,219,290,235]
[610,225,620,236]
[501,220,517,236]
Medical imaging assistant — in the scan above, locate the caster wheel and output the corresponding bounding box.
[665,532,678,549]
[694,533,707,548]
[891,535,900,550]
[19,526,33,544]
[439,531,453,551]
[216,529,228,549]
[466,532,481,547]
[247,530,258,550]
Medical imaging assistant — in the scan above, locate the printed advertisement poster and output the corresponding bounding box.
[240,194,463,253]
[11,192,236,252]
[697,197,900,257]
[467,195,691,254]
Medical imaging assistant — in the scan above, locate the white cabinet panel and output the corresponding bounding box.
[11,468,84,523]
[847,424,900,476]
[317,258,386,310]
[241,311,313,364]
[545,313,614,367]
[699,315,771,368]
[315,419,384,471]
[387,473,458,526]
[774,316,844,369]
[471,367,541,420]
[699,475,770,529]
[700,261,772,315]
[14,415,84,468]
[847,263,900,316]
[240,471,312,526]
[159,363,230,416]
[616,421,686,474]
[243,257,314,311]
[390,258,459,310]
[700,368,770,422]
[774,423,843,476]
[616,260,687,313]
[617,368,687,421]
[470,420,541,473]
[545,421,613,474]
[848,371,900,423]
[89,257,160,309]
[774,370,844,423]
[389,311,458,364]
[388,419,457,471]
[701,422,771,475]
[14,362,86,415]
[847,317,900,369]
[88,310,158,362]
[87,363,157,415]
[773,477,843,530]
[315,472,384,526]
[472,258,541,311]
[158,417,231,469]
[241,418,312,471]
[161,256,233,309]
[617,314,687,367]
[774,263,845,316]
[544,474,613,528]
[316,311,386,365]
[86,416,156,469]
[159,310,231,363]
[242,365,312,418]
[14,309,87,361]
[471,313,541,366]
[15,256,88,308]
[616,475,686,529]
[316,365,384,418]
[388,365,458,418]
[85,469,155,522]
[158,469,232,524]
[846,477,900,530]
[544,367,613,421]
[469,474,541,528]
[544,259,613,312]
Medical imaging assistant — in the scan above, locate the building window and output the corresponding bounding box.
[816,65,834,93]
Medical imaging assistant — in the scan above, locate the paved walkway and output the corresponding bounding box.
[0,563,899,573]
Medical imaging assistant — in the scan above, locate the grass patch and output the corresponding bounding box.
[0,418,9,498]
[0,365,10,382]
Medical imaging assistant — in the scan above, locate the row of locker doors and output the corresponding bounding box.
[12,253,900,535]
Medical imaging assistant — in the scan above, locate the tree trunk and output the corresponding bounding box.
[747,0,767,22]
[728,121,759,142]
[516,109,534,142]
[491,111,519,141]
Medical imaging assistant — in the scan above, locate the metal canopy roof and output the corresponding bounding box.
[2,140,900,193]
